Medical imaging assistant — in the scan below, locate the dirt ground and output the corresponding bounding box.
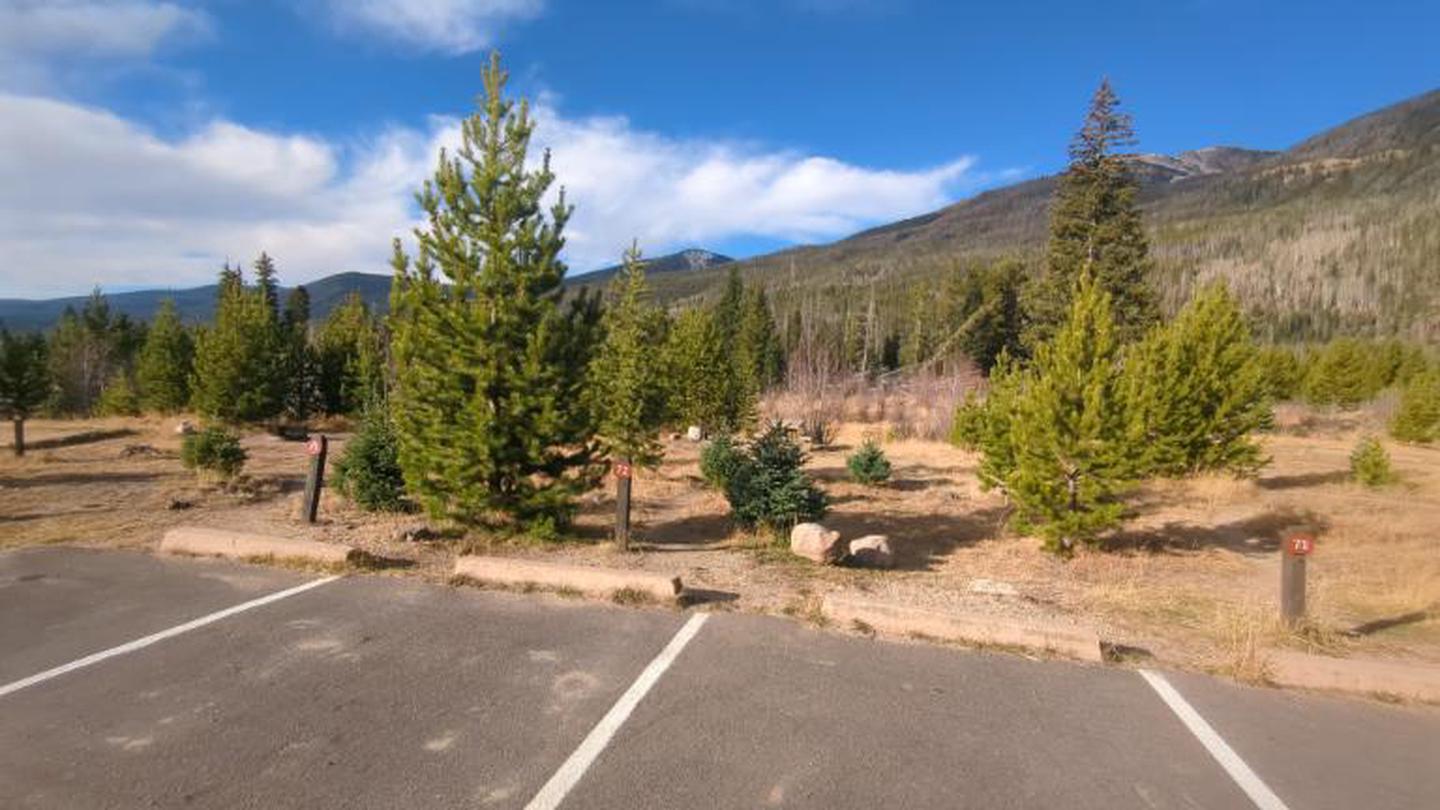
[2,408,1437,682]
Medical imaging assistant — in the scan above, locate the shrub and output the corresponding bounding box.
[699,434,744,490]
[180,426,246,480]
[724,421,828,535]
[1349,436,1394,487]
[846,439,892,485]
[333,410,409,512]
[1390,370,1440,444]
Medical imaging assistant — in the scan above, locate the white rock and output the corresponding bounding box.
[790,522,845,564]
[968,578,1019,597]
[848,535,895,568]
[685,425,704,442]
[174,420,196,435]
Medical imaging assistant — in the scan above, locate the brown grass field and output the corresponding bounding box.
[2,403,1437,682]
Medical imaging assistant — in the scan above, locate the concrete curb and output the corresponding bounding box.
[822,594,1103,663]
[453,555,683,603]
[159,527,355,566]
[1268,650,1440,703]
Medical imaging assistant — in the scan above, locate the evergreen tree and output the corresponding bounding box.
[662,308,735,433]
[1027,79,1157,347]
[316,292,377,415]
[736,287,785,393]
[1006,274,1134,552]
[713,266,746,352]
[388,53,600,530]
[253,252,280,319]
[46,289,142,415]
[1390,369,1440,444]
[280,285,318,421]
[1256,345,1305,401]
[1123,283,1272,477]
[957,259,1028,373]
[724,421,828,534]
[589,245,668,468]
[0,330,51,456]
[97,372,141,416]
[1305,338,1376,408]
[136,298,193,413]
[952,352,1023,491]
[190,263,286,423]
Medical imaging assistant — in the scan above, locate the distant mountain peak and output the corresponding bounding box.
[1131,146,1279,182]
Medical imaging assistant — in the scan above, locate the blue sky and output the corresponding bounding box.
[2,0,1437,298]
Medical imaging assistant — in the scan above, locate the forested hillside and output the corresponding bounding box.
[622,88,1440,348]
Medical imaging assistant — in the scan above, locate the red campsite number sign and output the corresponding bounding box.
[1286,534,1315,557]
[613,462,633,480]
[306,437,323,457]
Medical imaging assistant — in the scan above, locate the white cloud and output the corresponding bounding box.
[320,0,545,54]
[0,0,211,90]
[0,92,980,297]
[528,103,974,269]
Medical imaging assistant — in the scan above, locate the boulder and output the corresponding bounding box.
[790,522,845,564]
[685,425,704,442]
[848,535,895,569]
[174,420,196,435]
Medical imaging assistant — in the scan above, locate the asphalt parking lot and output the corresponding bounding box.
[2,546,1438,809]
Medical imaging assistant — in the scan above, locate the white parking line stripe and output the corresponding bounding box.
[525,612,710,810]
[0,575,341,699]
[1139,669,1291,810]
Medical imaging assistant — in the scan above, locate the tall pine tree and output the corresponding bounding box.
[1006,272,1134,552]
[388,52,600,530]
[1027,79,1157,347]
[662,308,735,433]
[190,262,286,423]
[136,298,193,413]
[589,245,668,468]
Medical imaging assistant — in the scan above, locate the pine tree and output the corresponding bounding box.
[190,263,286,423]
[46,289,141,415]
[316,292,384,416]
[277,286,318,421]
[1006,274,1134,552]
[97,372,141,416]
[1123,283,1272,477]
[0,330,51,456]
[1256,345,1305,401]
[590,245,668,468]
[253,252,280,319]
[388,52,600,530]
[736,287,784,393]
[713,266,746,352]
[663,308,736,433]
[1390,369,1440,444]
[136,298,193,413]
[958,259,1028,373]
[1027,79,1157,347]
[1305,338,1376,408]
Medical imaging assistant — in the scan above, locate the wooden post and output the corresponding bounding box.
[614,458,633,551]
[1280,529,1314,627]
[12,418,23,458]
[303,435,328,524]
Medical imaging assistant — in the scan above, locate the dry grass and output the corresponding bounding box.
[3,406,1438,676]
